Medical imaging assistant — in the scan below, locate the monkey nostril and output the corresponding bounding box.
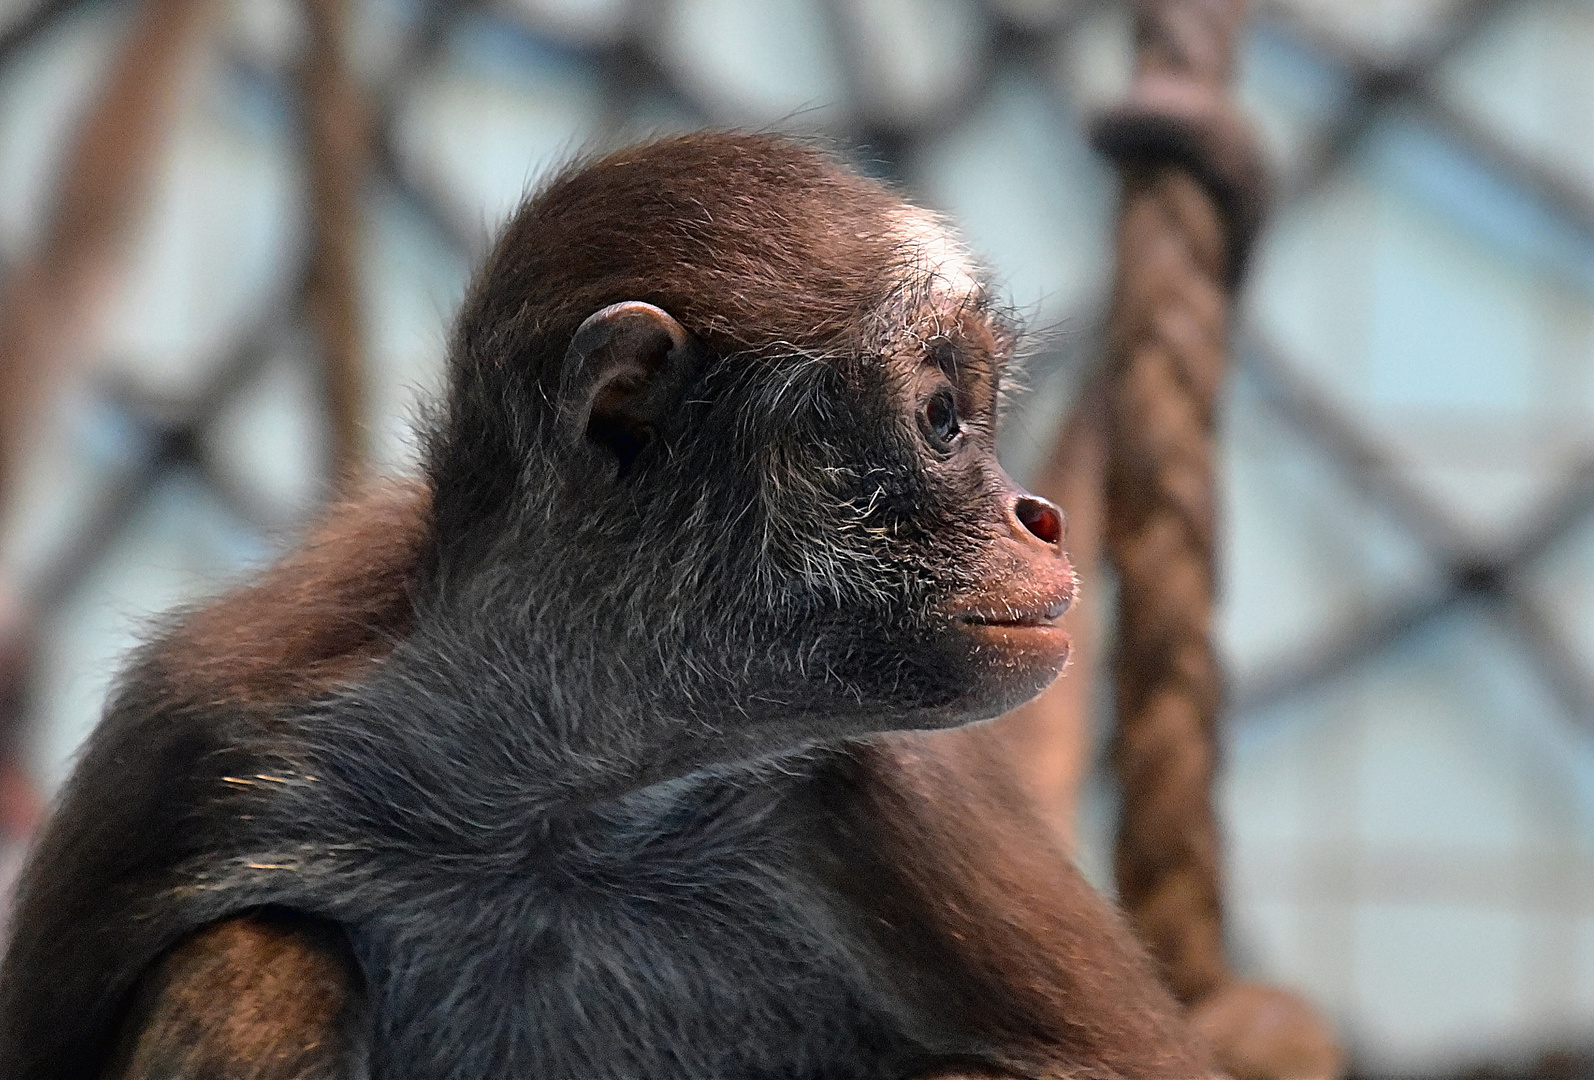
[1014,496,1064,547]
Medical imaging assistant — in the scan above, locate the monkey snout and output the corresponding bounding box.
[1011,494,1065,548]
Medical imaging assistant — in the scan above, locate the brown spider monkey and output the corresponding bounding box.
[0,134,1214,1080]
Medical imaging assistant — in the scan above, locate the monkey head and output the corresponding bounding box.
[422,133,1076,755]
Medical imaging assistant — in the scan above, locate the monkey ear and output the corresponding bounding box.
[560,301,699,470]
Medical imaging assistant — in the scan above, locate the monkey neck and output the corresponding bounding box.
[343,585,874,815]
[398,463,935,805]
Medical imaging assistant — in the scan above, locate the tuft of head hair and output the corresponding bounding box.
[455,132,912,378]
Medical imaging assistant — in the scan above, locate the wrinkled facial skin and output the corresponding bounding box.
[861,296,1077,724]
[842,215,1078,724]
[660,288,1077,735]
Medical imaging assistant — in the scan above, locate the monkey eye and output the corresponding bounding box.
[920,387,961,452]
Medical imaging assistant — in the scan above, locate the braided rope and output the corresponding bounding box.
[1104,164,1230,1006]
[1096,3,1343,1077]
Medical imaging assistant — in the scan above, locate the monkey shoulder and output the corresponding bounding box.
[0,654,349,1080]
[101,912,368,1080]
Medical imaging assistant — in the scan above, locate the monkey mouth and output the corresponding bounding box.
[954,597,1072,628]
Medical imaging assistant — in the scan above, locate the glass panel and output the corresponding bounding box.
[1226,608,1594,1068]
[1264,0,1469,65]
[1352,905,1523,1071]
[1221,364,1445,684]
[616,86,705,142]
[0,391,153,592]
[351,0,433,85]
[0,1,50,37]
[1519,513,1594,724]
[909,71,1115,327]
[222,0,304,74]
[1236,23,1359,183]
[201,334,329,529]
[98,61,302,403]
[394,15,603,239]
[0,4,122,256]
[1047,0,1131,114]
[986,0,1085,34]
[501,0,634,48]
[362,179,467,471]
[843,0,987,129]
[1580,919,1594,1023]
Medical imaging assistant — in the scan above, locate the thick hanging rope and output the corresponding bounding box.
[1093,2,1341,1078]
[301,0,370,487]
[1104,149,1233,1011]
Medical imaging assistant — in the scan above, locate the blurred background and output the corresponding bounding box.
[0,0,1591,1076]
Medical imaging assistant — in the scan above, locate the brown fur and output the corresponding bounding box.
[144,478,429,708]
[859,728,1199,1077]
[103,913,365,1080]
[460,135,909,366]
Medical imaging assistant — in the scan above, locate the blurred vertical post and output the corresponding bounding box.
[0,0,218,841]
[1092,1,1341,1077]
[301,0,370,487]
[0,0,218,514]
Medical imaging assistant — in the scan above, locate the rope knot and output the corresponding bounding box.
[1091,73,1269,285]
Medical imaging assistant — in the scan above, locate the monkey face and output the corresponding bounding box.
[857,308,1078,726]
[625,291,1078,736]
[429,134,1081,747]
[824,210,1078,726]
[514,291,1076,740]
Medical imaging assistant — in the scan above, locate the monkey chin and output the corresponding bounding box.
[936,568,1076,718]
[945,618,1073,720]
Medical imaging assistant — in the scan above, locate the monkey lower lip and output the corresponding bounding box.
[961,619,1072,656]
[959,601,1071,626]
[965,617,1058,628]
